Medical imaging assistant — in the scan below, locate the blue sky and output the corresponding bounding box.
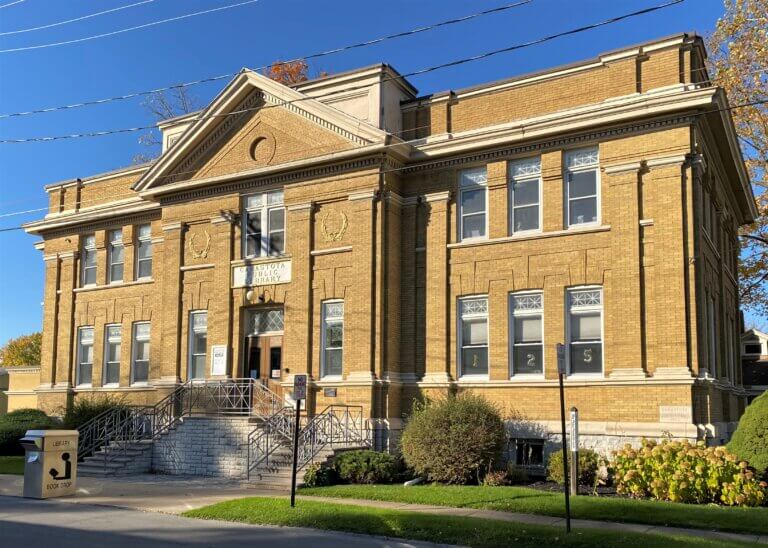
[0,0,733,343]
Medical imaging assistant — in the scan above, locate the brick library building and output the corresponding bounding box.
[25,33,757,464]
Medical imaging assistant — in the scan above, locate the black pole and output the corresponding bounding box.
[558,371,571,533]
[290,398,301,508]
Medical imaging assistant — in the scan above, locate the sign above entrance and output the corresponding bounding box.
[233,259,291,288]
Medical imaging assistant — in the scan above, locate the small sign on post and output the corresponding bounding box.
[569,407,579,497]
[555,343,571,533]
[290,375,307,508]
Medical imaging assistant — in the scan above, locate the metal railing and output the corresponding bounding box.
[247,404,370,479]
[76,378,286,471]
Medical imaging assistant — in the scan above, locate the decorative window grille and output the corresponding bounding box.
[459,296,489,377]
[510,293,543,375]
[565,148,599,227]
[567,288,603,374]
[509,158,541,233]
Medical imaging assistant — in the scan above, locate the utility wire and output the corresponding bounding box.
[0,96,762,223]
[0,0,533,119]
[0,0,155,36]
[0,0,687,142]
[0,0,25,9]
[0,0,262,53]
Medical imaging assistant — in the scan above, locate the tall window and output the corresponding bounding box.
[103,325,122,386]
[459,297,489,377]
[509,158,541,233]
[76,327,94,386]
[565,148,600,227]
[459,167,487,241]
[567,288,603,375]
[107,229,124,283]
[81,234,97,287]
[510,293,543,376]
[188,311,207,380]
[243,190,285,258]
[131,322,150,385]
[321,301,344,378]
[135,224,153,280]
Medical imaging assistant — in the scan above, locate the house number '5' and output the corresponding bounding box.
[583,348,593,363]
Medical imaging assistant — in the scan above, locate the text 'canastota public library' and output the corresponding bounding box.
[25,33,757,453]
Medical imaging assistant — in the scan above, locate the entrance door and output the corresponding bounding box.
[244,334,283,382]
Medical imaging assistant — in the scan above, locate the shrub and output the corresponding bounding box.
[303,463,337,487]
[482,470,510,486]
[613,439,768,507]
[63,394,128,429]
[401,394,506,484]
[0,408,57,456]
[728,392,768,478]
[506,463,529,485]
[547,449,600,487]
[333,450,399,484]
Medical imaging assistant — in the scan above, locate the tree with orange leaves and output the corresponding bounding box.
[264,59,309,85]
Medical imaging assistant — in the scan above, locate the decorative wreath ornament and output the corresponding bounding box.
[188,230,212,259]
[320,211,348,242]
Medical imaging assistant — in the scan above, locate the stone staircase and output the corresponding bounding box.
[245,445,363,490]
[78,439,154,477]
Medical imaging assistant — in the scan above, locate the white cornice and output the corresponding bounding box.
[24,199,158,235]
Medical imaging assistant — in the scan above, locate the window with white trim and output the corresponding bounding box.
[81,234,97,287]
[567,288,603,375]
[131,322,150,385]
[107,229,124,283]
[76,327,94,386]
[321,301,344,378]
[510,293,543,376]
[508,158,541,233]
[103,325,122,386]
[135,224,153,280]
[458,167,487,240]
[565,148,600,227]
[243,190,285,258]
[189,311,207,380]
[459,296,489,377]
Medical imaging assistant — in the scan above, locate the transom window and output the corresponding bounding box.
[509,158,541,233]
[567,288,603,375]
[510,292,544,376]
[103,325,122,386]
[459,297,489,377]
[108,229,124,283]
[131,322,150,385]
[321,301,344,378]
[247,308,284,335]
[459,167,487,241]
[189,311,208,380]
[81,234,97,287]
[135,224,153,280]
[565,148,600,227]
[243,190,285,258]
[76,327,94,386]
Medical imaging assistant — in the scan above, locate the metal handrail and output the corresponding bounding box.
[76,378,285,468]
[247,404,370,479]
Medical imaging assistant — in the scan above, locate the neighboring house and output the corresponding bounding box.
[0,369,7,414]
[0,366,41,413]
[23,32,757,460]
[742,329,768,404]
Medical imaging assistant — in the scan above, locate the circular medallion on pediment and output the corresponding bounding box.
[250,130,277,165]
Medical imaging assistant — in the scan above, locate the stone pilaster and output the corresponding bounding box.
[122,224,135,283]
[39,252,60,388]
[209,214,234,379]
[541,151,563,232]
[54,251,77,388]
[158,222,185,385]
[487,161,508,239]
[422,190,451,382]
[284,202,313,379]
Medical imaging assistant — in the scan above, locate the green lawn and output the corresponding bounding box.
[300,484,768,536]
[0,456,24,475]
[183,497,746,547]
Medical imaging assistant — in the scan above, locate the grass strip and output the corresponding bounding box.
[300,484,768,536]
[183,496,749,547]
[0,456,24,475]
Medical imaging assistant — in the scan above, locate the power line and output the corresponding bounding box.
[0,0,25,9]
[0,95,761,224]
[0,0,687,143]
[0,0,262,53]
[0,0,155,37]
[0,0,534,119]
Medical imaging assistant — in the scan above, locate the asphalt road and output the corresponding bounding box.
[0,496,445,548]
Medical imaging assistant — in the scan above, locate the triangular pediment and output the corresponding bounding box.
[134,71,389,193]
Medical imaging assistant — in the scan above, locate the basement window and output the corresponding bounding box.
[514,439,544,467]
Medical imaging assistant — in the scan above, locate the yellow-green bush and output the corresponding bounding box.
[613,439,767,507]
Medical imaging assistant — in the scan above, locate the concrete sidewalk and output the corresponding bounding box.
[1,474,765,545]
